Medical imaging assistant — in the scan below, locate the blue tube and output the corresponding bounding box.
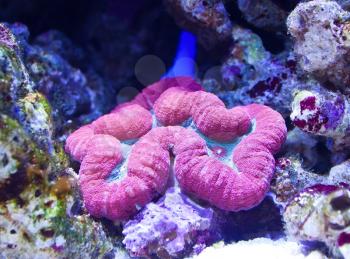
[163,30,197,78]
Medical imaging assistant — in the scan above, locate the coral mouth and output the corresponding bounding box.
[106,114,256,184]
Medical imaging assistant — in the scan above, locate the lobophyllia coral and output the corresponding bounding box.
[65,77,287,221]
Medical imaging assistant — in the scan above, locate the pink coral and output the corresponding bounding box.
[65,77,287,220]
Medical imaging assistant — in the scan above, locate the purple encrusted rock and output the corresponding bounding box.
[287,0,350,94]
[270,157,325,203]
[122,187,220,258]
[284,184,350,258]
[237,0,287,31]
[338,232,350,247]
[164,0,232,48]
[213,26,319,118]
[291,89,350,152]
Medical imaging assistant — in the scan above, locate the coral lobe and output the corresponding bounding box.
[65,77,286,220]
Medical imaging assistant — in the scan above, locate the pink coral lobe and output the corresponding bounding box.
[154,88,251,141]
[65,77,286,220]
[175,104,286,211]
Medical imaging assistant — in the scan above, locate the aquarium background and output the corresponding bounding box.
[1,1,350,258]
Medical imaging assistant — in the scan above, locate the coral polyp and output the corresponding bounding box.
[65,77,286,220]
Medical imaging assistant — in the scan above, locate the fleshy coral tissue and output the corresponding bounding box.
[65,77,287,221]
